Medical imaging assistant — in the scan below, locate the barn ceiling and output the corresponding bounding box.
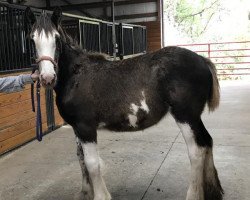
[2,0,161,23]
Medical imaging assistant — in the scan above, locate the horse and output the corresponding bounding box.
[25,7,223,200]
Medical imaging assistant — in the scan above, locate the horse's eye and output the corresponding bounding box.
[31,34,35,39]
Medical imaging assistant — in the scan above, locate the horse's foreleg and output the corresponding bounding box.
[81,142,111,200]
[177,119,223,200]
[76,137,94,200]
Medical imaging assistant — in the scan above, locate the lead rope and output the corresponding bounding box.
[31,64,43,141]
[36,80,43,141]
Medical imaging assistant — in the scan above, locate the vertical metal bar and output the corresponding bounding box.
[18,9,24,68]
[16,9,22,68]
[111,0,116,59]
[21,9,28,67]
[11,8,18,69]
[159,0,164,48]
[119,23,124,60]
[78,20,82,48]
[3,7,10,70]
[1,6,7,71]
[132,27,134,55]
[208,44,211,58]
[8,7,14,69]
[106,24,109,54]
[0,6,3,69]
[98,24,101,52]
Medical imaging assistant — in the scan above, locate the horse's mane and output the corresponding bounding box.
[87,52,108,61]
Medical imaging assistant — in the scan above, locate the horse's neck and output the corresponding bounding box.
[54,43,88,93]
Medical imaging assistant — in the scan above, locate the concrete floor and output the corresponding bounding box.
[0,81,250,200]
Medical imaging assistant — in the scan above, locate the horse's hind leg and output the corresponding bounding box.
[75,137,94,200]
[176,119,223,200]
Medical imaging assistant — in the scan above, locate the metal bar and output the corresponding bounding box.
[217,68,250,70]
[177,40,250,46]
[119,23,124,59]
[132,27,134,55]
[208,44,210,58]
[11,8,18,69]
[195,49,250,53]
[210,55,250,59]
[3,7,10,70]
[114,12,158,21]
[217,74,250,75]
[0,6,4,69]
[18,9,24,68]
[215,62,250,65]
[111,0,116,59]
[8,7,15,69]
[98,24,101,52]
[16,9,21,68]
[46,0,157,11]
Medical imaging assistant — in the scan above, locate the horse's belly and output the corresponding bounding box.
[99,105,168,132]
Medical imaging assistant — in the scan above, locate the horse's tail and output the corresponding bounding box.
[202,57,220,111]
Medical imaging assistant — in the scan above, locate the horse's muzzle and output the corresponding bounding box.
[40,74,56,87]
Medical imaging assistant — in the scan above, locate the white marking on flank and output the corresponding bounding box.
[141,91,150,113]
[127,90,150,128]
[131,103,139,114]
[128,114,138,128]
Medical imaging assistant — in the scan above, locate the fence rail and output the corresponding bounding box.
[177,41,250,76]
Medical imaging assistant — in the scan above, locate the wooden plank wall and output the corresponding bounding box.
[0,72,64,155]
[136,21,162,52]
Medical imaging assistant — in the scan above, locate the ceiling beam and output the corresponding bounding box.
[113,12,158,21]
[60,0,96,19]
[44,0,157,11]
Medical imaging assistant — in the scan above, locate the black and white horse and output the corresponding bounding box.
[25,7,223,200]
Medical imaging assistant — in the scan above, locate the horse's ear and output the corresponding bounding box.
[24,7,36,26]
[51,7,62,28]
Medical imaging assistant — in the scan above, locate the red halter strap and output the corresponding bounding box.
[36,56,58,67]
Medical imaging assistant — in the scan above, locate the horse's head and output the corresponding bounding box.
[25,7,62,88]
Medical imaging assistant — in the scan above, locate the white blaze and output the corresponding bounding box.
[33,30,58,77]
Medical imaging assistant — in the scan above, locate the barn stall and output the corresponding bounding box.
[0,1,149,155]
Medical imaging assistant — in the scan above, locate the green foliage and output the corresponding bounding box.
[164,0,221,40]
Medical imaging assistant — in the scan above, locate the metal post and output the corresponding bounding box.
[208,44,211,58]
[111,0,116,60]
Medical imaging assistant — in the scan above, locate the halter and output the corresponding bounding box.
[36,55,58,67]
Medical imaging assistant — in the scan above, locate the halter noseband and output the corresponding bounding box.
[36,56,58,67]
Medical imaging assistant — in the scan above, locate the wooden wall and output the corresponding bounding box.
[0,72,64,155]
[136,21,162,52]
